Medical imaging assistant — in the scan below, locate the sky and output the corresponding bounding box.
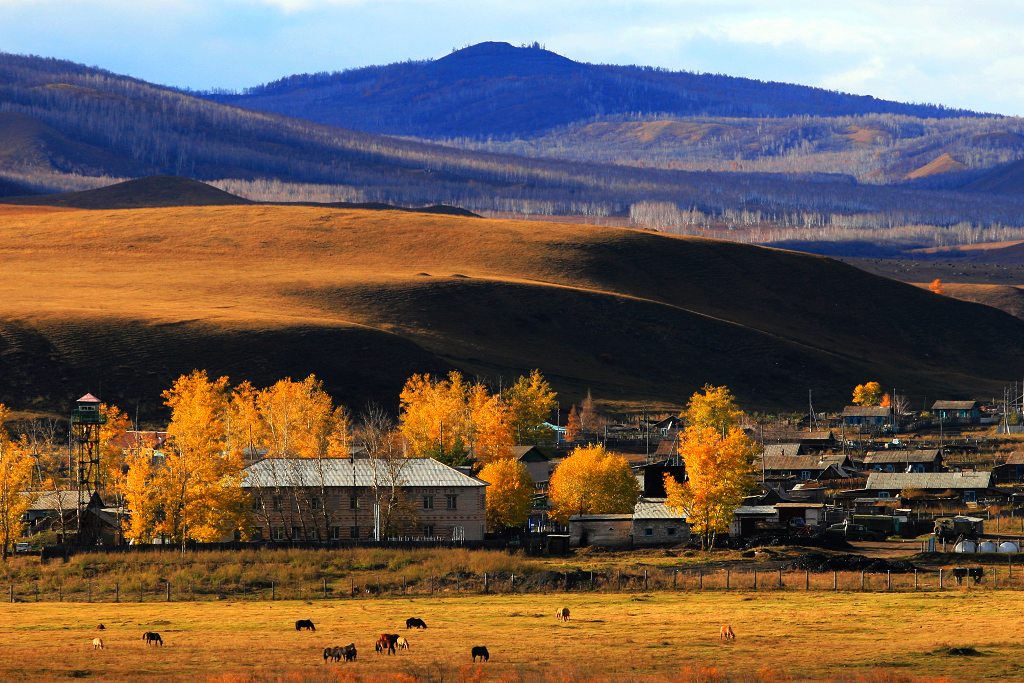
[2,0,1023,115]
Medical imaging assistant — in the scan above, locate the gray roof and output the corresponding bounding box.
[865,471,991,490]
[22,490,92,511]
[864,450,941,465]
[243,458,486,488]
[932,400,979,410]
[842,406,891,417]
[734,505,778,516]
[763,444,804,458]
[633,498,686,520]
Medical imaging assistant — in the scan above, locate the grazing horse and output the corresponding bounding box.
[555,607,570,622]
[92,638,104,650]
[295,619,316,631]
[406,617,427,629]
[396,636,410,651]
[341,643,357,662]
[471,645,489,662]
[720,624,736,641]
[142,632,163,646]
[376,633,399,655]
[96,624,105,631]
[323,646,341,663]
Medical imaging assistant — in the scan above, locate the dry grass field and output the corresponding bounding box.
[0,591,1021,682]
[2,200,1024,416]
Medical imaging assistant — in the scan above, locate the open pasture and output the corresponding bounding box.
[0,591,1021,682]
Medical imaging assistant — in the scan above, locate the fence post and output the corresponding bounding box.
[484,573,488,594]
[726,569,730,590]
[673,570,677,590]
[190,581,194,602]
[323,578,328,599]
[617,570,621,592]
[9,585,12,603]
[115,583,120,603]
[166,581,171,602]
[833,571,838,592]
[939,569,944,590]
[351,578,356,598]
[138,583,143,603]
[643,570,648,591]
[271,582,276,601]
[403,576,407,595]
[753,570,757,591]
[698,569,703,591]
[89,581,93,603]
[861,571,865,591]
[510,573,515,592]
[59,583,62,602]
[914,570,918,591]
[590,571,595,591]
[805,570,809,591]
[887,571,891,592]
[430,576,434,595]
[34,583,38,602]
[778,569,783,589]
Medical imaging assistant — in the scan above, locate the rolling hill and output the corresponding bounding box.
[0,199,1021,419]
[216,42,979,139]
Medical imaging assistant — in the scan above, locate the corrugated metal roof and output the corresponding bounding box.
[633,498,686,520]
[734,505,777,516]
[866,471,991,490]
[764,444,803,458]
[842,406,891,417]
[22,490,92,511]
[243,458,486,488]
[864,450,941,464]
[762,455,845,471]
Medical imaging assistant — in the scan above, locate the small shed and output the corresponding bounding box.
[992,453,1024,483]
[632,498,689,546]
[730,505,778,538]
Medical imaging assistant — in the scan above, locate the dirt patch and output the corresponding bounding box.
[785,552,917,573]
[944,646,983,657]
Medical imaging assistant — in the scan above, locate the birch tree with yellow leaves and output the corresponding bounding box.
[548,444,639,524]
[665,385,756,549]
[0,404,34,560]
[478,458,534,530]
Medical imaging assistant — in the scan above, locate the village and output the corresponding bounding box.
[7,374,1024,563]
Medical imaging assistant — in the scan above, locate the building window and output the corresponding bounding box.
[667,527,677,536]
[964,491,977,503]
[350,526,360,539]
[251,496,262,511]
[331,526,341,540]
[349,495,360,510]
[311,496,321,511]
[800,470,811,480]
[292,526,302,540]
[446,494,458,510]
[423,525,435,538]
[877,491,891,499]
[423,495,434,510]
[272,527,285,541]
[644,527,654,536]
[272,496,282,512]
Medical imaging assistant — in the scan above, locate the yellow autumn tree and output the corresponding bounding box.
[564,405,582,443]
[399,371,472,465]
[501,369,557,444]
[666,385,757,549]
[99,403,132,491]
[150,371,247,544]
[548,444,640,524]
[478,458,534,530]
[121,447,159,544]
[929,278,944,295]
[468,384,514,466]
[852,381,883,406]
[683,384,743,435]
[0,404,34,560]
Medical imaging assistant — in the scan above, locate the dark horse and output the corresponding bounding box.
[142,632,163,646]
[375,633,399,655]
[295,619,316,631]
[471,645,489,662]
[406,617,427,629]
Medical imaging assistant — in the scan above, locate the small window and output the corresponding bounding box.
[252,496,262,511]
[349,495,360,510]
[292,526,302,540]
[877,491,891,499]
[446,494,458,510]
[331,526,341,540]
[423,525,435,538]
[272,496,282,512]
[272,527,285,541]
[350,526,360,539]
[964,491,977,503]
[423,495,434,510]
[310,497,321,511]
[800,470,811,480]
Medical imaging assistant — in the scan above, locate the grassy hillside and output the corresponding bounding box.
[0,202,1022,418]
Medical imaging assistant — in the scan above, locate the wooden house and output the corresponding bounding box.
[931,400,981,425]
[865,471,993,503]
[842,406,891,430]
[863,449,944,473]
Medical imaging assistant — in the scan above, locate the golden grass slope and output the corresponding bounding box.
[1,202,1023,415]
[1,593,1023,682]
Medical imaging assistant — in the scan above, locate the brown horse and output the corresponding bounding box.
[720,624,735,641]
[375,633,398,655]
[92,638,104,650]
[555,607,570,622]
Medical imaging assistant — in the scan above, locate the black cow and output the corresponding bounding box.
[472,645,489,662]
[142,631,163,646]
[952,567,984,585]
[295,619,316,631]
[406,617,427,629]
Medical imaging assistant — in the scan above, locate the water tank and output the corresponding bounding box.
[978,541,998,553]
[954,540,977,553]
[998,542,1019,553]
